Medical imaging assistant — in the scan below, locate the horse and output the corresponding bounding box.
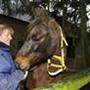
[15,7,68,90]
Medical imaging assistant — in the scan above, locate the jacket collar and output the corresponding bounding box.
[0,42,10,52]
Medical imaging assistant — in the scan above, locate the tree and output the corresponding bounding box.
[74,0,89,69]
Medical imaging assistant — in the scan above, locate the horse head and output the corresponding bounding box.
[15,8,66,75]
[15,16,61,69]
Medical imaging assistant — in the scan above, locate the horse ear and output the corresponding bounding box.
[34,7,48,19]
[26,7,50,33]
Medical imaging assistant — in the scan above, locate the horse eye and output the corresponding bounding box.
[32,35,42,41]
[32,35,38,41]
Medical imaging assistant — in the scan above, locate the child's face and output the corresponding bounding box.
[0,29,13,46]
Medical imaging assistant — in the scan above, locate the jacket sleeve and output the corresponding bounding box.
[0,70,24,90]
[0,55,24,90]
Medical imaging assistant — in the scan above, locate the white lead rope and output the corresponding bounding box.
[23,71,29,79]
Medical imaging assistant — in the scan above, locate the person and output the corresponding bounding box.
[0,24,27,90]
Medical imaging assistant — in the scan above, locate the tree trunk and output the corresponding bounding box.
[74,0,89,69]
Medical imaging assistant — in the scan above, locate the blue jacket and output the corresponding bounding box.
[0,42,24,90]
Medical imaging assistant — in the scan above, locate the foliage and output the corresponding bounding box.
[0,0,88,24]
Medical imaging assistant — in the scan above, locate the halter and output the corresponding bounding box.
[47,26,68,76]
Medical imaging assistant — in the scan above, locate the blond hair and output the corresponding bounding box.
[0,24,14,35]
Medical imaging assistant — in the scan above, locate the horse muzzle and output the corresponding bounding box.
[15,55,30,70]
